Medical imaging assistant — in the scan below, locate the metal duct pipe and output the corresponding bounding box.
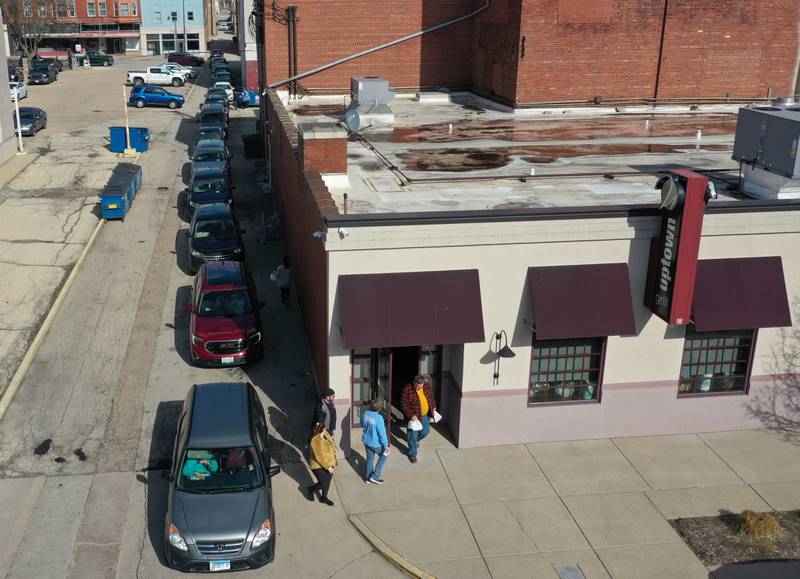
[266,0,492,91]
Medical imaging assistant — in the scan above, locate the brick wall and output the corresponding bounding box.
[264,0,481,90]
[262,0,800,105]
[266,91,337,390]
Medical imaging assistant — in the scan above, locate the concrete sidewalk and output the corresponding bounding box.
[332,426,800,578]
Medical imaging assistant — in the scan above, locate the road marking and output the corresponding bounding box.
[0,217,105,423]
[0,476,45,579]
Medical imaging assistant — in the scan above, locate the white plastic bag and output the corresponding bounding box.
[408,419,423,431]
[432,410,443,423]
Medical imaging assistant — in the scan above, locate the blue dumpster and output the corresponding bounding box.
[108,127,150,153]
[128,127,150,152]
[99,163,143,219]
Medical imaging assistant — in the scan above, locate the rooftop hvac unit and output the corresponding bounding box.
[345,77,396,130]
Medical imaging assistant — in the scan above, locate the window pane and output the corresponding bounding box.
[529,337,603,403]
[679,328,753,394]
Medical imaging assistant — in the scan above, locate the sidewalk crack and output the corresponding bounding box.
[326,550,371,578]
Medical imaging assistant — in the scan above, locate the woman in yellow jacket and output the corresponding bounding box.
[307,422,337,506]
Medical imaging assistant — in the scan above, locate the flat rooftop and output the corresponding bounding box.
[284,93,745,214]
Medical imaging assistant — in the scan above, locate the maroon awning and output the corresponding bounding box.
[339,270,485,349]
[692,257,792,332]
[528,264,636,339]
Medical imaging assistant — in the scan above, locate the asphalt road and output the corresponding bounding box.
[0,41,399,578]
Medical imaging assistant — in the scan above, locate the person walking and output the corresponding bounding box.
[400,375,437,463]
[270,256,291,306]
[361,398,390,484]
[311,387,337,437]
[307,422,337,506]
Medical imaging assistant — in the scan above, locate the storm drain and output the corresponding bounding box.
[556,564,586,579]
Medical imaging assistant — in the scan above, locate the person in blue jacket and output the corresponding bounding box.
[361,398,391,484]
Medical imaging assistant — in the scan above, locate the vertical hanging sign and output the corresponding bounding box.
[645,170,709,325]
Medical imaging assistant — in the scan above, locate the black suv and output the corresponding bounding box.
[28,65,57,84]
[187,202,245,274]
[164,382,281,572]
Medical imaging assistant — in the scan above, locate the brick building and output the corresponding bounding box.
[262,0,800,105]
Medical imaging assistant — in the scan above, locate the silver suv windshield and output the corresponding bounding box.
[177,447,264,493]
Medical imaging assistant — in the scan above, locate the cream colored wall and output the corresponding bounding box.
[326,209,800,402]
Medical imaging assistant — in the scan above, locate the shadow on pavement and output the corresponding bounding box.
[709,560,800,578]
[176,188,191,223]
[140,399,182,568]
[267,406,315,496]
[174,228,191,275]
[172,285,192,365]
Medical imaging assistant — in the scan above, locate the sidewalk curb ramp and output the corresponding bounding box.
[348,514,436,579]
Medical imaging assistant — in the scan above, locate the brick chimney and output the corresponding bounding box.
[298,123,349,188]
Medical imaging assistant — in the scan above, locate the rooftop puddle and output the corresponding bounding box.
[397,143,733,172]
[388,114,737,143]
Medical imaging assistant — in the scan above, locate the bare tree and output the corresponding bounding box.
[1,0,52,65]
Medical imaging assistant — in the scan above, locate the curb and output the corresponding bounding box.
[0,217,105,422]
[348,515,436,579]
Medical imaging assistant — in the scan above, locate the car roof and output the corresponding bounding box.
[188,383,253,448]
[194,202,233,218]
[195,138,225,150]
[201,260,246,289]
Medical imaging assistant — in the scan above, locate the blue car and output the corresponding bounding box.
[129,85,184,109]
[187,169,233,210]
[191,139,232,182]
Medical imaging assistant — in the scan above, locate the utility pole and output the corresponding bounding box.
[182,0,187,51]
[13,91,24,154]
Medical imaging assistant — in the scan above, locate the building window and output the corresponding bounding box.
[87,2,96,17]
[131,1,136,15]
[98,2,106,16]
[529,337,605,403]
[23,2,33,18]
[170,10,177,20]
[161,36,175,52]
[37,2,46,17]
[187,10,193,20]
[679,329,755,395]
[153,10,160,21]
[112,2,117,15]
[187,33,199,50]
[68,1,75,16]
[56,2,66,16]
[120,2,127,15]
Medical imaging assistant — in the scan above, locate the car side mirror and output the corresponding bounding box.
[161,470,174,481]
[183,305,194,313]
[268,465,281,478]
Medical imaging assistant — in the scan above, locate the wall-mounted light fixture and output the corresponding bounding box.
[493,330,515,385]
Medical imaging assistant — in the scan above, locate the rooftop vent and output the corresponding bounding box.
[345,77,395,129]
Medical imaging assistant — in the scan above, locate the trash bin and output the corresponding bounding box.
[112,163,143,204]
[99,163,143,219]
[241,133,264,159]
[109,126,127,153]
[128,127,150,152]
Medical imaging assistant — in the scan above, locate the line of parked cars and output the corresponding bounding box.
[162,48,283,574]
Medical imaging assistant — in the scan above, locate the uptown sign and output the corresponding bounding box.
[645,170,709,325]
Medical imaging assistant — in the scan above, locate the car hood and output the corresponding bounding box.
[194,314,256,341]
[191,235,240,254]
[173,488,266,542]
[189,189,232,205]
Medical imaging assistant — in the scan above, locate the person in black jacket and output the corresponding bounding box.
[310,388,337,438]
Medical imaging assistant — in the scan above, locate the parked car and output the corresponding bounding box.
[212,70,232,85]
[210,56,227,67]
[10,82,27,101]
[129,85,185,109]
[217,20,233,32]
[127,67,187,87]
[77,51,114,66]
[234,88,260,108]
[210,48,224,58]
[192,139,232,182]
[198,102,228,138]
[13,107,47,136]
[168,51,204,66]
[28,65,57,85]
[187,203,245,274]
[186,262,263,366]
[193,126,225,152]
[161,62,197,79]
[187,169,233,210]
[164,382,280,571]
[202,94,230,120]
[212,81,234,102]
[33,56,64,71]
[8,66,24,82]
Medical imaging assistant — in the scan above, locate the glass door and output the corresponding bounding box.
[419,345,443,403]
[350,348,392,432]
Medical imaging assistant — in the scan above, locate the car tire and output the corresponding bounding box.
[168,100,178,109]
[42,119,47,129]
[172,78,183,87]
[135,98,146,108]
[103,61,111,67]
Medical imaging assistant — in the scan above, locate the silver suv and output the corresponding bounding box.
[164,382,281,571]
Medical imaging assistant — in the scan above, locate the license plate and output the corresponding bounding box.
[210,560,230,571]
[221,356,235,364]
[108,203,119,209]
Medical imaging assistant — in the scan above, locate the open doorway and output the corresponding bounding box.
[390,346,420,424]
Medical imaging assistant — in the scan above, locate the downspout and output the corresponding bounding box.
[652,0,669,101]
[793,10,800,97]
[291,6,299,95]
[286,5,295,97]
[265,0,491,91]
